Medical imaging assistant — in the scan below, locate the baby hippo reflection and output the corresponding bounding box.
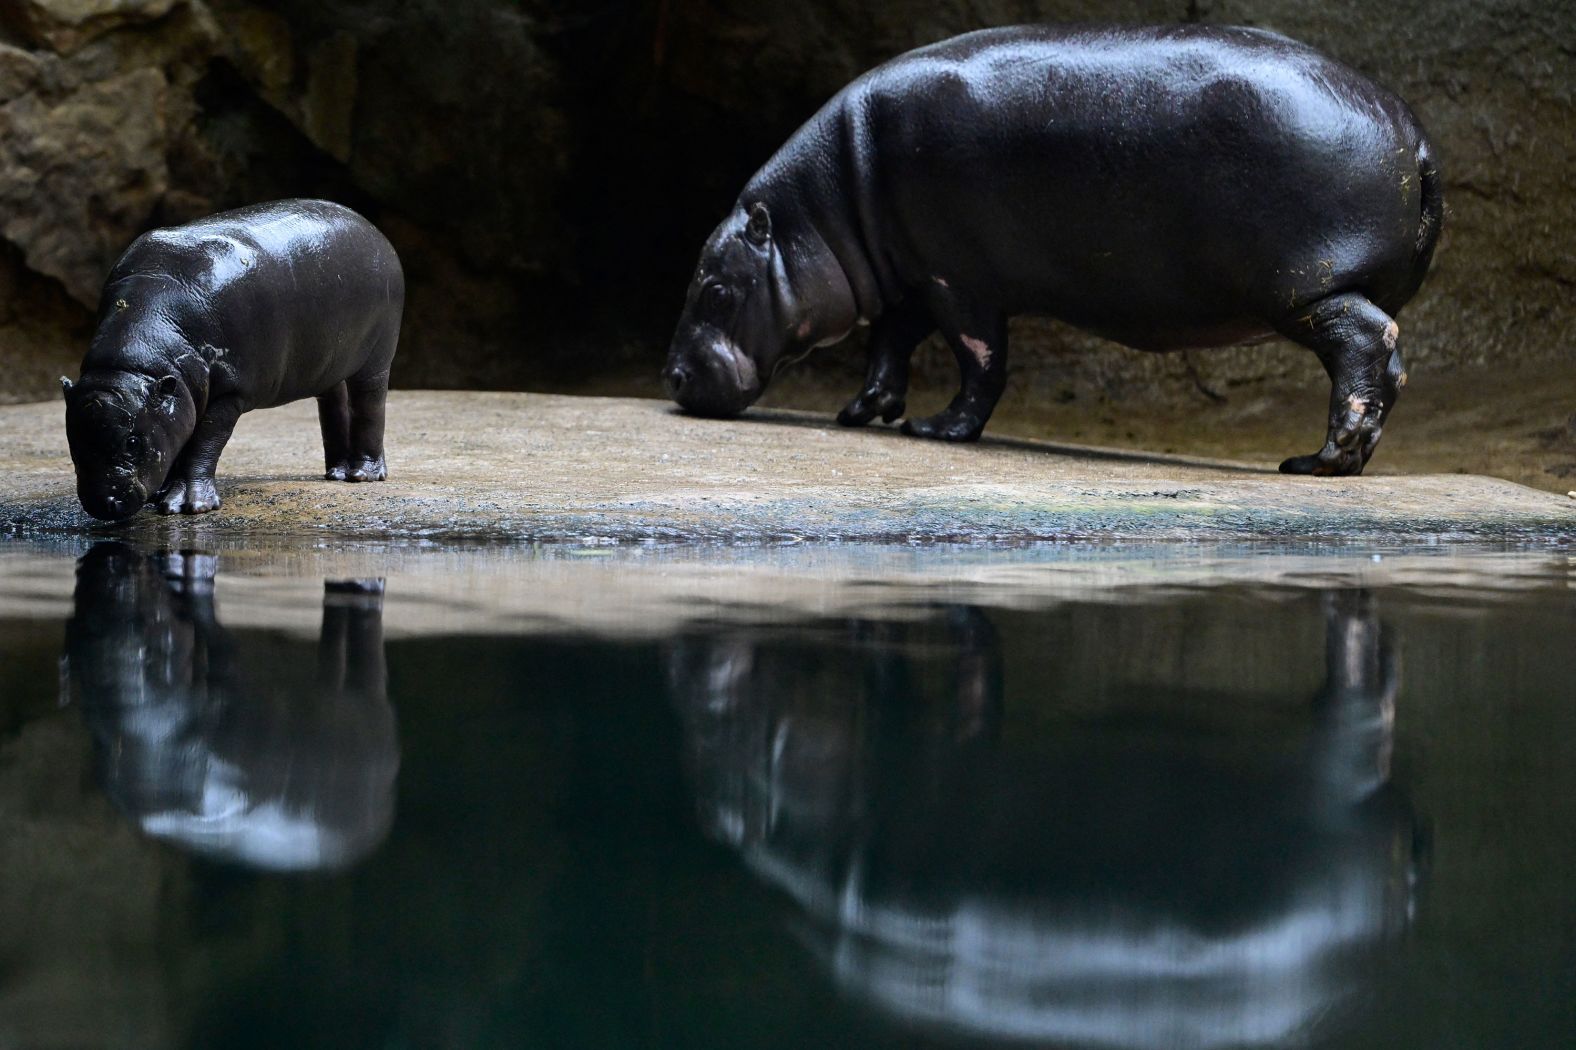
[667,596,1421,1049]
[63,543,399,873]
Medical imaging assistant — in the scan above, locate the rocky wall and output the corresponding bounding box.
[0,0,1569,405]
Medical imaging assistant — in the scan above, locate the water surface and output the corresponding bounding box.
[0,540,1571,1049]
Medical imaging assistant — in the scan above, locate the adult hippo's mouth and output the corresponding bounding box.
[665,338,762,418]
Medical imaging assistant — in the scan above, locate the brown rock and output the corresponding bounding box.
[0,0,182,55]
[0,66,170,304]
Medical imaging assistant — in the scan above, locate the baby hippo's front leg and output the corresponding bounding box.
[154,398,243,515]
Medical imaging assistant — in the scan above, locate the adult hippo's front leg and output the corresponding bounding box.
[901,289,1009,444]
[837,297,934,428]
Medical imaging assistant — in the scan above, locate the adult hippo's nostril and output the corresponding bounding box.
[664,365,690,400]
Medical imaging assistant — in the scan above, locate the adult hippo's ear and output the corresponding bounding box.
[745,202,772,247]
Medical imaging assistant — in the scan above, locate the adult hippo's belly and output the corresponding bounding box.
[664,25,1442,476]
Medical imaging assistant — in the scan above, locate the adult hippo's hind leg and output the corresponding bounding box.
[1277,292,1406,477]
[837,296,934,428]
[344,371,390,482]
[318,381,353,481]
[901,292,1008,443]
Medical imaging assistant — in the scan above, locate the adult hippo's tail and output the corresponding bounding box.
[1413,136,1444,285]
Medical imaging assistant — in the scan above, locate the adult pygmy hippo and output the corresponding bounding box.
[664,24,1443,475]
[63,199,404,520]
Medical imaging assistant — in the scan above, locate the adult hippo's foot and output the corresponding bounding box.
[837,386,906,428]
[1277,292,1406,478]
[1278,392,1382,477]
[902,405,988,443]
[153,477,221,515]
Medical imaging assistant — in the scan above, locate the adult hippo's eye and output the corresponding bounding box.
[126,435,144,455]
[702,283,734,313]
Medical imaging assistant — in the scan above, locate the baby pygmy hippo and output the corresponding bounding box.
[62,199,404,520]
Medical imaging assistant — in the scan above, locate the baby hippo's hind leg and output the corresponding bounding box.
[318,382,353,481]
[1277,292,1406,477]
[345,371,390,483]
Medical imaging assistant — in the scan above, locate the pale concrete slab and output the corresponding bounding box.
[1,392,1571,543]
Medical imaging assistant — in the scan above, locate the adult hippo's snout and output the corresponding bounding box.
[663,334,762,419]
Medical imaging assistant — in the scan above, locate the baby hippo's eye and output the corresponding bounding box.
[702,283,734,313]
[126,435,144,455]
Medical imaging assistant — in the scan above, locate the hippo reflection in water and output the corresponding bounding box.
[62,542,398,873]
[666,596,1423,1048]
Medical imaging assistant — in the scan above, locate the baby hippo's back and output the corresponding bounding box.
[103,200,405,406]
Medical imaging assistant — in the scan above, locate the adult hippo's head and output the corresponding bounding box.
[664,201,858,418]
[62,371,194,521]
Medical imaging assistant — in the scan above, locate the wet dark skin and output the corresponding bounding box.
[65,543,397,872]
[62,199,404,520]
[664,24,1442,476]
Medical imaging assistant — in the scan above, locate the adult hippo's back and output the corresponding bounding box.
[63,199,403,519]
[664,24,1442,476]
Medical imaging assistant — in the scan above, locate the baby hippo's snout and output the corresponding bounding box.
[79,482,144,522]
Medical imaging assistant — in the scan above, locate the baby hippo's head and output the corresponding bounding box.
[664,202,796,418]
[62,372,193,521]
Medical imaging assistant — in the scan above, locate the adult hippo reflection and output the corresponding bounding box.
[62,543,399,873]
[666,596,1423,1048]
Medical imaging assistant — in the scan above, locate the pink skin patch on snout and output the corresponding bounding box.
[796,319,813,340]
[714,340,760,392]
[960,334,992,369]
[1382,321,1400,350]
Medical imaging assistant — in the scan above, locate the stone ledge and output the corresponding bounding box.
[2,392,1571,543]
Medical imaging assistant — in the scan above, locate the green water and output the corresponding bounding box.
[0,541,1571,1049]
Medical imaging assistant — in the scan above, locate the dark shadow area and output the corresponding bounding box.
[695,404,1279,472]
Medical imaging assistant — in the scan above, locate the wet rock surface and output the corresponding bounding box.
[1,392,1570,543]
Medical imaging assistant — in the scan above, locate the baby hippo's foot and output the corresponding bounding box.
[1279,394,1383,477]
[346,455,387,483]
[154,477,221,515]
[325,462,350,481]
[156,550,219,596]
[901,407,986,443]
[837,385,906,428]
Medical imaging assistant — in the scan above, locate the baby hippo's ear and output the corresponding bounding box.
[745,202,772,247]
[154,375,181,409]
[60,376,74,398]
